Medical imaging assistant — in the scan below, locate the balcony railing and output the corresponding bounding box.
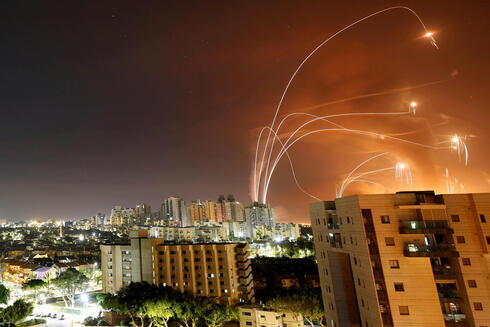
[438,288,460,299]
[404,243,459,258]
[432,265,457,279]
[399,220,453,234]
[443,313,466,324]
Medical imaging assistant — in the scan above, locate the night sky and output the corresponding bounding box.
[1,1,489,222]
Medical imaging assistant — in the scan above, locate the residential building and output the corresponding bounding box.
[163,197,189,227]
[245,203,275,230]
[100,230,254,304]
[239,305,304,327]
[274,223,301,241]
[150,226,196,242]
[310,191,490,327]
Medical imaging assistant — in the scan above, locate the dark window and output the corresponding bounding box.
[394,283,405,292]
[462,258,471,266]
[480,214,487,223]
[242,312,251,316]
[385,237,395,246]
[474,302,483,311]
[381,216,390,224]
[389,260,400,269]
[399,306,409,315]
[346,217,350,224]
[246,322,253,325]
[456,236,465,243]
[354,257,357,265]
[451,215,460,222]
[486,236,490,245]
[468,280,477,288]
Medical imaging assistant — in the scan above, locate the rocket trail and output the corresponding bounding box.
[256,6,437,202]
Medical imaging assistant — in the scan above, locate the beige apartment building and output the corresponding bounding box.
[239,305,304,327]
[100,230,254,305]
[310,191,490,327]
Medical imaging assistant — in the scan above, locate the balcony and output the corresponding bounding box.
[404,243,459,258]
[444,314,466,327]
[399,220,453,234]
[432,265,457,279]
[327,222,339,230]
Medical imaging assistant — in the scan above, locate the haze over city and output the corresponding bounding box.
[1,1,489,222]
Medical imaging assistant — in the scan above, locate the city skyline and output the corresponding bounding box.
[1,1,489,222]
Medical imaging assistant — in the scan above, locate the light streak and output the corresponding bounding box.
[337,152,389,197]
[262,123,453,203]
[255,6,437,202]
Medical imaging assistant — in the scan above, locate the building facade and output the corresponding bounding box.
[245,203,275,230]
[310,191,490,327]
[239,305,304,327]
[100,230,254,305]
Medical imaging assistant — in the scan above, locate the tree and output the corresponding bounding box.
[226,194,235,202]
[98,282,167,327]
[0,299,33,323]
[51,268,88,307]
[267,288,326,327]
[217,195,225,203]
[22,279,47,301]
[203,301,239,327]
[0,284,9,306]
[175,296,205,327]
[145,297,177,327]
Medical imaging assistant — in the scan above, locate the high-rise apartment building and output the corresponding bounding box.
[100,230,254,305]
[163,197,189,227]
[187,201,205,224]
[135,203,152,225]
[245,203,275,229]
[110,206,136,226]
[310,191,490,327]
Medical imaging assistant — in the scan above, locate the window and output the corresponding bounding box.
[480,214,487,223]
[468,280,477,288]
[456,236,465,243]
[394,283,405,292]
[486,236,490,245]
[381,216,390,224]
[399,306,409,315]
[242,312,251,316]
[462,258,471,266]
[246,322,252,326]
[389,260,400,269]
[385,237,395,246]
[451,214,460,222]
[354,257,357,265]
[346,217,350,224]
[474,302,483,311]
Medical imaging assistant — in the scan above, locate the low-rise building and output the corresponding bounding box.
[239,305,304,327]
